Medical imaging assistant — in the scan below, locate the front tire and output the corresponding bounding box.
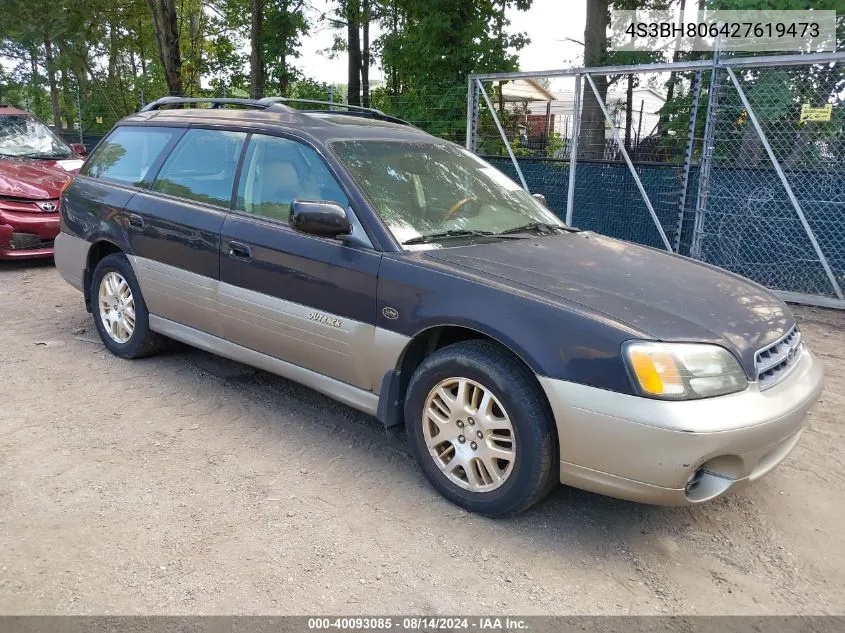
[404,340,558,517]
[90,253,165,359]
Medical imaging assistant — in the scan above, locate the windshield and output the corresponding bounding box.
[330,140,565,247]
[0,115,74,159]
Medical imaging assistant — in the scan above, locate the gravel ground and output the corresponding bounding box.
[1,260,843,615]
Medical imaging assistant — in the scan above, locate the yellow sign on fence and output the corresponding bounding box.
[800,103,832,123]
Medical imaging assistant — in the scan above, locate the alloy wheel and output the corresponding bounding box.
[422,377,516,492]
[98,271,136,344]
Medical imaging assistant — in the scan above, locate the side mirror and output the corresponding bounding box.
[289,200,351,238]
[69,143,87,156]
[532,193,547,206]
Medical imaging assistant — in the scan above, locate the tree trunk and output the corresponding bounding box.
[29,48,43,113]
[137,18,147,75]
[43,37,62,131]
[581,0,609,159]
[347,0,362,107]
[659,0,686,133]
[249,0,264,98]
[129,50,138,80]
[279,43,288,96]
[624,74,634,150]
[108,23,119,80]
[361,0,370,108]
[146,0,183,97]
[186,9,203,96]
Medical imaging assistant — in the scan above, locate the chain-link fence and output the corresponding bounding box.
[468,52,845,308]
[693,61,845,303]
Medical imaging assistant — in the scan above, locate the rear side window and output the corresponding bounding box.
[81,126,178,185]
[151,129,247,208]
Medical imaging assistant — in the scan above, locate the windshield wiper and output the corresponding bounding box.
[20,152,72,160]
[402,229,526,245]
[497,221,580,236]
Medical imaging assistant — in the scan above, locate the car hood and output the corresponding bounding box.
[423,232,793,374]
[0,158,81,199]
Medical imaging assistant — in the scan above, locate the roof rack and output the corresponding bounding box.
[140,96,295,113]
[258,97,411,125]
[138,95,412,126]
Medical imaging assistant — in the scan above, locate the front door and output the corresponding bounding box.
[219,133,381,390]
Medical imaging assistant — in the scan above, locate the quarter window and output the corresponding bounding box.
[151,129,247,207]
[81,126,178,186]
[235,135,348,222]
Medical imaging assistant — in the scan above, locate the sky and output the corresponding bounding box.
[297,0,588,85]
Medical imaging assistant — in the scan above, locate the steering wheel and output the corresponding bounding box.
[444,195,477,220]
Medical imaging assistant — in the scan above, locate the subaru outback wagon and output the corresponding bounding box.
[55,96,823,517]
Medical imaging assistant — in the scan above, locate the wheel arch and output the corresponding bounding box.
[377,323,551,435]
[83,240,126,312]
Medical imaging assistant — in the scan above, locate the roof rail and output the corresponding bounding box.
[258,97,411,125]
[140,96,295,113]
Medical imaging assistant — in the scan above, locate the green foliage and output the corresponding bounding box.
[0,0,536,143]
[545,132,564,158]
[371,0,532,142]
[286,78,333,101]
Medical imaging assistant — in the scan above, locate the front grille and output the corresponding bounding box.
[755,325,803,390]
[9,232,53,250]
[0,196,59,212]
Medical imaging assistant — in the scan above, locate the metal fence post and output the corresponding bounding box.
[725,67,844,300]
[674,70,701,254]
[691,45,721,259]
[466,77,479,152]
[475,79,529,192]
[565,74,582,226]
[584,73,673,252]
[75,81,83,145]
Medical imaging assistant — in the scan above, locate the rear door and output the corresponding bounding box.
[219,133,381,390]
[67,125,182,258]
[125,128,248,337]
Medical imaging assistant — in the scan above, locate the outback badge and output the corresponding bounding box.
[308,312,342,328]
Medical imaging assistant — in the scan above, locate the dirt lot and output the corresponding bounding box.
[0,260,843,615]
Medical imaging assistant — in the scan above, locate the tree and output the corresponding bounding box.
[346,0,362,105]
[321,0,371,107]
[371,0,531,143]
[581,0,610,159]
[244,0,307,98]
[146,0,182,96]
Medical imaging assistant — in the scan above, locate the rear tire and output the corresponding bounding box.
[404,340,558,517]
[90,253,166,359]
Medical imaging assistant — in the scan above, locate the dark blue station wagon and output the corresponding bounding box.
[55,97,823,516]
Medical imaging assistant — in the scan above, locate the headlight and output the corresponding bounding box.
[624,341,748,400]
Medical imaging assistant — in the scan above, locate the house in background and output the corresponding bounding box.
[493,77,667,157]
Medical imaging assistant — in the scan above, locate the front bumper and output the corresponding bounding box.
[539,349,824,505]
[0,208,60,259]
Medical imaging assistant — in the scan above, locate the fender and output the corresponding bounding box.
[376,252,647,395]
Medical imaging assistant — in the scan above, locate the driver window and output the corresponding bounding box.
[235,135,349,222]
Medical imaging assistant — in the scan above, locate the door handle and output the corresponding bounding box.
[126,213,145,229]
[228,241,252,261]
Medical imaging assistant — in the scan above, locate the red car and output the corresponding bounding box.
[0,104,86,259]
